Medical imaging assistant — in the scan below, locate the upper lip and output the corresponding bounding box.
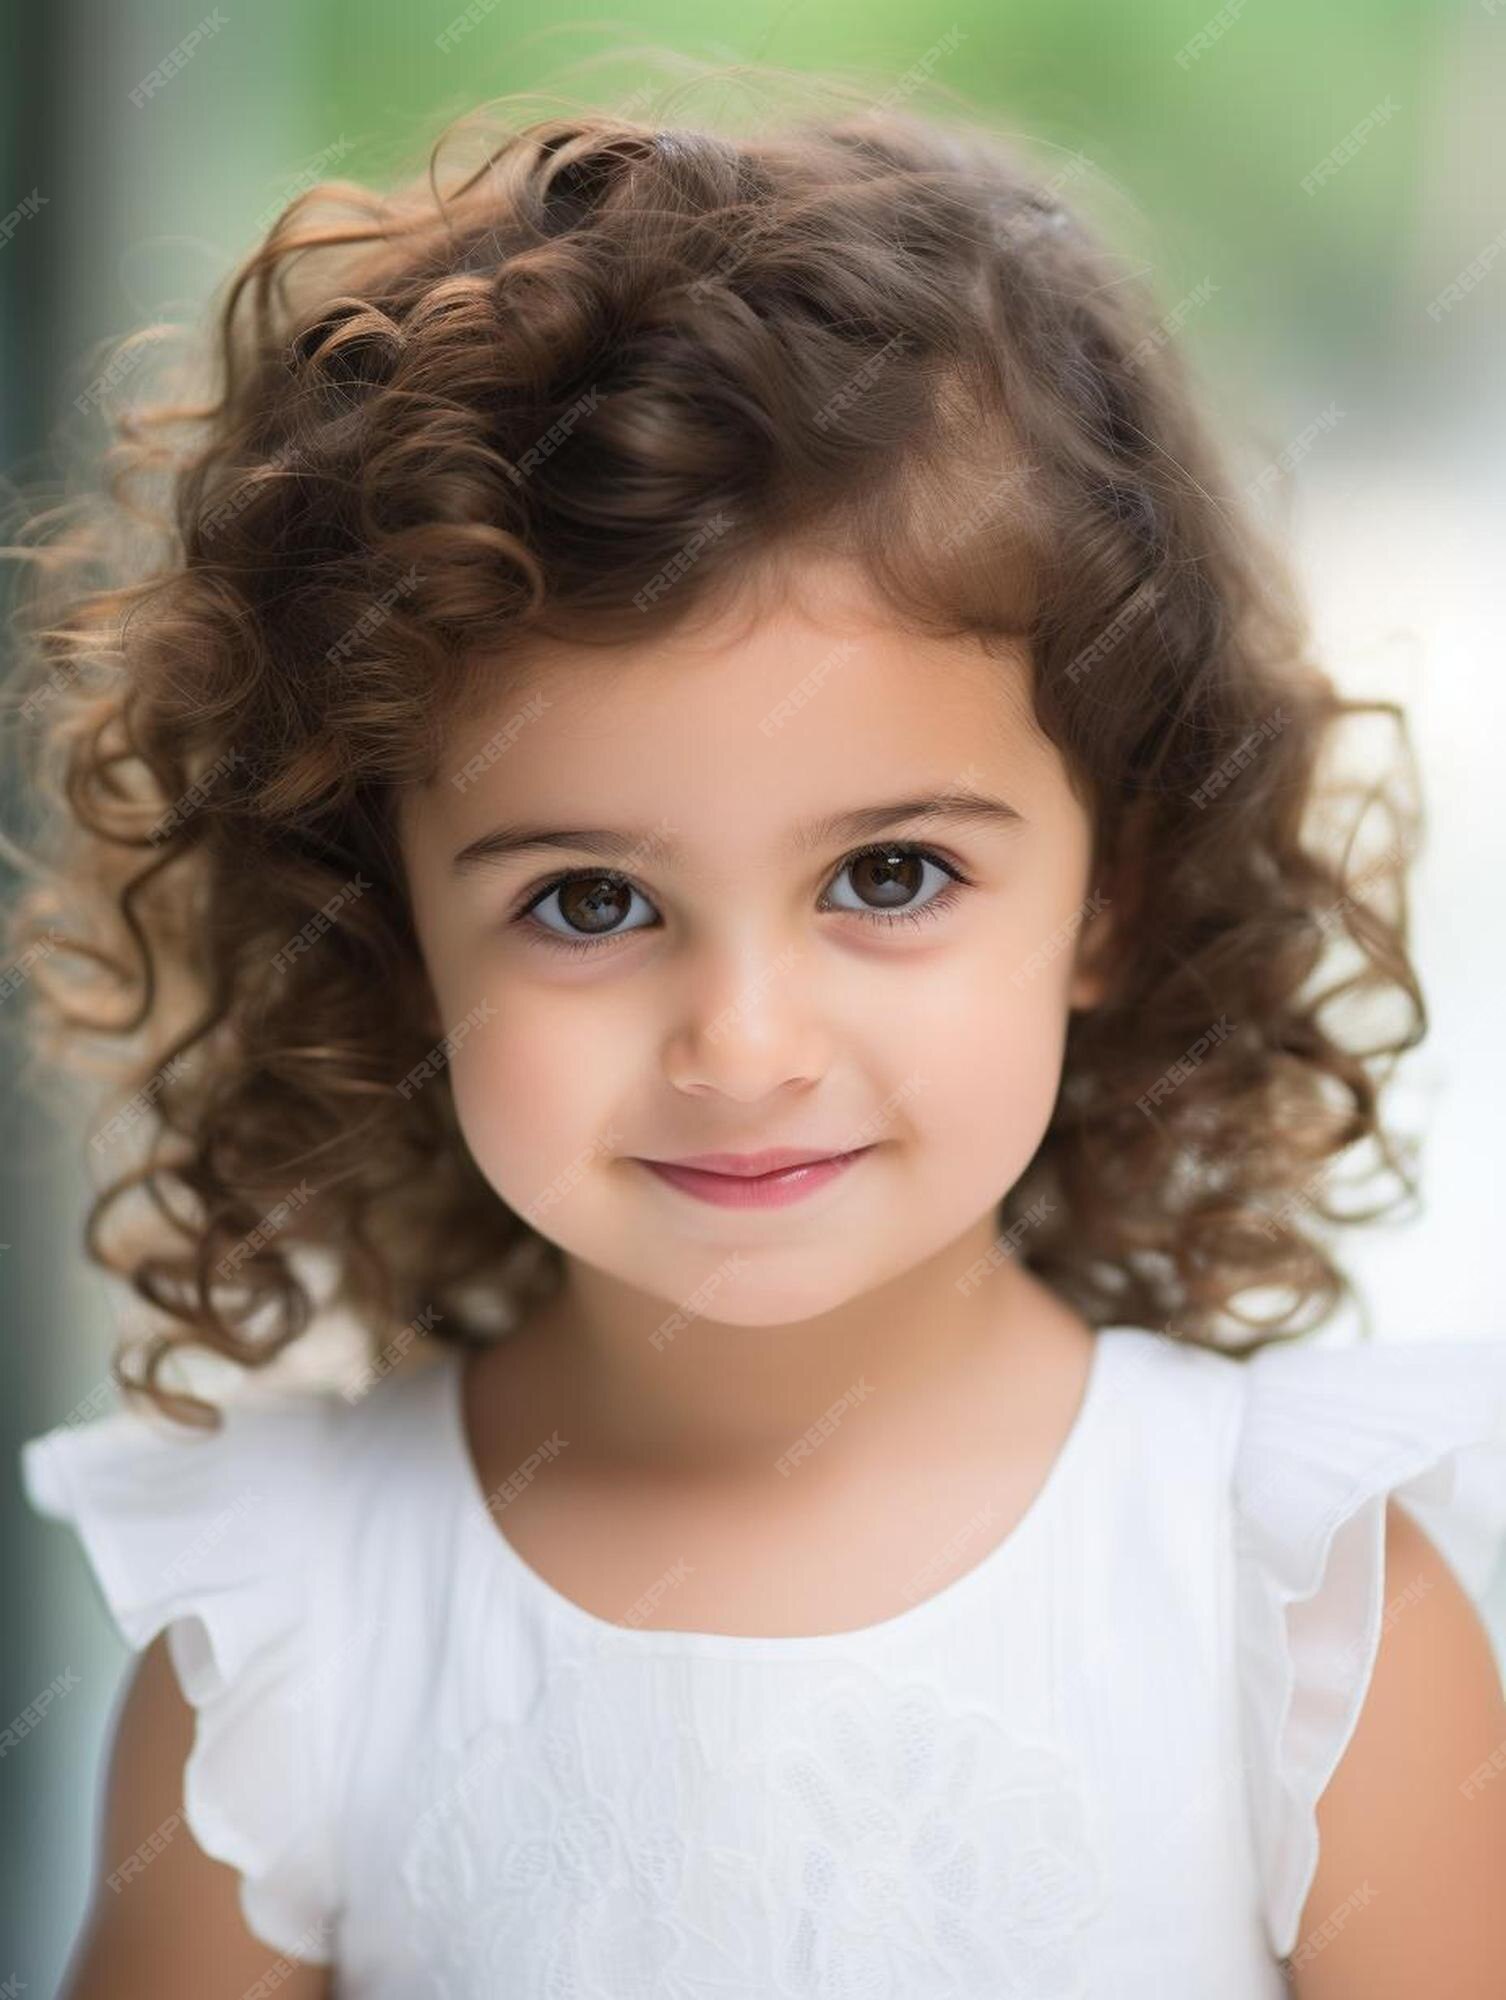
[641,1146,868,1178]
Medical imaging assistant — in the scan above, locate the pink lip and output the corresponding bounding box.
[649,1147,860,1178]
[636,1146,872,1209]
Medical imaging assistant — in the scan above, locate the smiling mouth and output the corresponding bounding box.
[633,1147,873,1209]
[641,1146,866,1178]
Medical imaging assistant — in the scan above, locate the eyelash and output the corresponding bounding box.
[507,843,974,958]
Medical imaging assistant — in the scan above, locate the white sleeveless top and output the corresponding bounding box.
[19,1325,1506,1997]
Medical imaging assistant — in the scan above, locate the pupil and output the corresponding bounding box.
[553,852,925,935]
[852,850,921,907]
[559,875,631,933]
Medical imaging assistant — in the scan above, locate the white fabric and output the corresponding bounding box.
[19,1385,347,1964]
[1231,1334,1506,1959]
[18,1325,1506,1994]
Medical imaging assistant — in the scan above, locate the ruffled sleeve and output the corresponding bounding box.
[1231,1334,1506,1963]
[17,1382,350,1964]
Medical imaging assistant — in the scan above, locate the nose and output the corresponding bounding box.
[660,940,832,1101]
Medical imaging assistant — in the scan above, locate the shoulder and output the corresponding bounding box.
[1223,1332,1506,1979]
[59,1631,334,1997]
[18,1374,370,1968]
[1292,1499,1506,1994]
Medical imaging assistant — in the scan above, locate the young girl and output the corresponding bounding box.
[10,76,1506,2000]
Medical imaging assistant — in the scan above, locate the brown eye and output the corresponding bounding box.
[557,876,634,933]
[840,848,926,909]
[822,845,960,917]
[522,872,652,946]
[510,842,972,959]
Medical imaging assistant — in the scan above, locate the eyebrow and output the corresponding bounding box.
[450,787,1026,877]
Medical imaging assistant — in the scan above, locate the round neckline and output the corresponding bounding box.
[434,1324,1134,1659]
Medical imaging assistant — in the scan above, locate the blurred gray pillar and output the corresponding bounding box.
[1,2,318,1986]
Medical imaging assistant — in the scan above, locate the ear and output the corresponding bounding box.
[395,941,445,1048]
[1067,795,1154,1014]
[1067,899,1117,1012]
[414,988,444,1048]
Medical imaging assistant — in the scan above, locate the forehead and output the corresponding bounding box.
[401,557,1056,852]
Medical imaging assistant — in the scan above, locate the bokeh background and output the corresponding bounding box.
[3,0,1504,1983]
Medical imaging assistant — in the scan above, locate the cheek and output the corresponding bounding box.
[891,931,1072,1181]
[444,990,622,1200]
[914,999,1067,1169]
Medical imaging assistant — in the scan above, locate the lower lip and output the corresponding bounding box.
[637,1148,871,1208]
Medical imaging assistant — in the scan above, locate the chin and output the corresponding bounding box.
[619,1251,872,1335]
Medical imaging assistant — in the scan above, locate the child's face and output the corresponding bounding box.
[396,554,1110,1325]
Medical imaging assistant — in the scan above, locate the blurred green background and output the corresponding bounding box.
[4,0,1504,1984]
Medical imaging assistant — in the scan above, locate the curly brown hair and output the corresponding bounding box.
[0,69,1425,1430]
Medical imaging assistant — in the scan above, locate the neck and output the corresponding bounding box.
[509,1214,1069,1480]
